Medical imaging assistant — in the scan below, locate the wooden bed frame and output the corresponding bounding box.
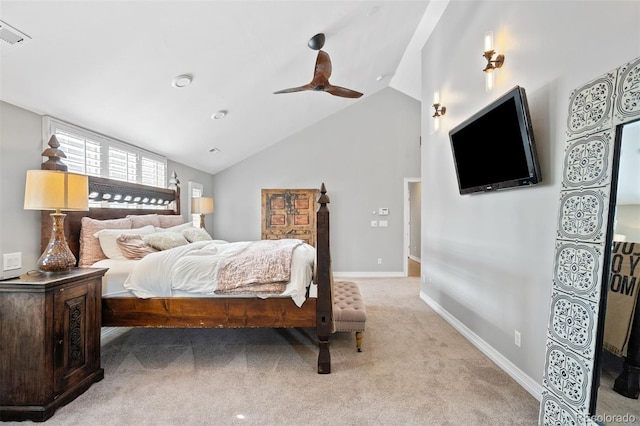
[41,175,333,374]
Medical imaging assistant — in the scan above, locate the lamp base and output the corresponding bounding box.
[38,213,76,273]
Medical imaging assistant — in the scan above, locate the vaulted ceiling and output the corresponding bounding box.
[1,1,440,175]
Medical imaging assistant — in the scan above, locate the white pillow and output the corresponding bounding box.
[182,227,212,243]
[94,225,155,259]
[154,222,193,233]
[143,232,189,251]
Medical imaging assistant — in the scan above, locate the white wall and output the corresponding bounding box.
[167,160,215,230]
[421,0,640,393]
[211,87,421,274]
[0,102,47,277]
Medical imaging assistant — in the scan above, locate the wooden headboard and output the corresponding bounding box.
[41,175,181,263]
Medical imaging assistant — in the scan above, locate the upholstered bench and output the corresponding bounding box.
[333,281,367,352]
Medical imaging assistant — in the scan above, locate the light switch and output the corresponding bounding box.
[379,220,388,227]
[379,208,389,216]
[3,252,22,271]
[370,220,378,227]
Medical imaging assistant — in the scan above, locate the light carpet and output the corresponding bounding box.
[13,277,540,425]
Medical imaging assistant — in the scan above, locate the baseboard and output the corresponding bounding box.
[409,255,420,263]
[419,290,543,402]
[334,271,406,278]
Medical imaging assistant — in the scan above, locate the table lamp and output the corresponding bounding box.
[24,170,89,272]
[191,196,214,229]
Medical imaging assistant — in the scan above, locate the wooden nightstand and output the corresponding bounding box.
[0,267,107,422]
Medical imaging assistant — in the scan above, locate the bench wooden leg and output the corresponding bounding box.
[355,331,363,352]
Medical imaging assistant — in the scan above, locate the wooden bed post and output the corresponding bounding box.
[168,170,181,215]
[316,183,332,374]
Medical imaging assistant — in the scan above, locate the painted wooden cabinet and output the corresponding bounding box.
[261,188,319,246]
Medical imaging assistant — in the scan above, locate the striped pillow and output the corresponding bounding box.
[116,234,158,260]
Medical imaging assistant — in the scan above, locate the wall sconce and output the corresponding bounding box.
[482,50,504,72]
[191,196,214,229]
[432,103,446,118]
[483,32,504,91]
[482,32,504,72]
[432,91,446,131]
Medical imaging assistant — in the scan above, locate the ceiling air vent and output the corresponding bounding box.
[0,20,31,46]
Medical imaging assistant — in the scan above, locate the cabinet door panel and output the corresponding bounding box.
[261,189,318,247]
[53,279,100,394]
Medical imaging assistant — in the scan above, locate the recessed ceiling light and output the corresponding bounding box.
[209,147,221,153]
[376,75,385,82]
[212,110,227,120]
[172,74,193,88]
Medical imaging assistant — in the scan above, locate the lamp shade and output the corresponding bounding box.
[24,170,89,211]
[191,197,214,215]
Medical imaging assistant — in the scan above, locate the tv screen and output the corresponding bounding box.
[448,86,541,195]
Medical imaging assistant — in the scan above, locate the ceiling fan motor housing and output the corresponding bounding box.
[308,33,325,50]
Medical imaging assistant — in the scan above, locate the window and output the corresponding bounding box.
[42,116,167,187]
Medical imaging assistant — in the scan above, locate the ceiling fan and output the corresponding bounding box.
[274,33,363,99]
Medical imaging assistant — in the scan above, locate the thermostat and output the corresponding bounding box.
[379,208,389,216]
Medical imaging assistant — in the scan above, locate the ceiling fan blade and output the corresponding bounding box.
[324,84,363,99]
[273,83,313,94]
[314,50,332,81]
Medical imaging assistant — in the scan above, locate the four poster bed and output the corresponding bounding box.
[42,175,334,374]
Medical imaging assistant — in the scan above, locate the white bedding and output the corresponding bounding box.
[93,258,138,296]
[107,240,316,307]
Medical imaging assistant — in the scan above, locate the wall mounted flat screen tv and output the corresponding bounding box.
[449,86,542,195]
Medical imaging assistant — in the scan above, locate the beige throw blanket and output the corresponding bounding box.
[215,239,304,295]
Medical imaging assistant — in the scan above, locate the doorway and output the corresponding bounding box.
[404,178,421,277]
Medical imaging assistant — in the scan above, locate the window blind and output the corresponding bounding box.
[42,116,167,187]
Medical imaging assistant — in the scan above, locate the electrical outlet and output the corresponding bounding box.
[377,258,382,265]
[514,330,521,347]
[3,252,22,271]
